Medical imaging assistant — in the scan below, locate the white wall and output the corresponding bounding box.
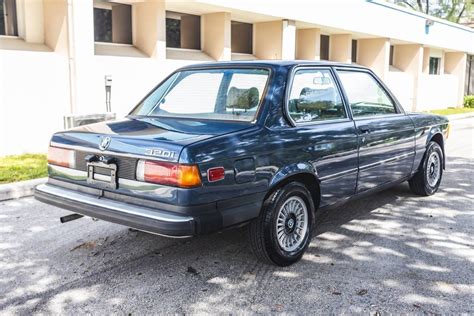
[417,74,458,111]
[386,70,415,111]
[86,56,205,117]
[0,49,70,156]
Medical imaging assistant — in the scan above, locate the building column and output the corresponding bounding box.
[202,12,231,61]
[445,52,467,108]
[296,28,321,60]
[357,38,390,80]
[393,44,423,111]
[16,0,44,43]
[63,0,95,115]
[133,1,166,59]
[254,20,295,60]
[281,20,296,60]
[329,34,352,63]
[43,0,69,54]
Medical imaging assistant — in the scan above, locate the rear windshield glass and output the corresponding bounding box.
[131,68,270,122]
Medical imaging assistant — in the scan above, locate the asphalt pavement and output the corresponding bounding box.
[0,117,473,314]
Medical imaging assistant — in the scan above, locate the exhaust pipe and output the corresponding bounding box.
[60,213,84,223]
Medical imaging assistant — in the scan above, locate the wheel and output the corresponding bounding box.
[248,182,314,266]
[409,141,443,196]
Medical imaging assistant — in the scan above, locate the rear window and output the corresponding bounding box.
[131,68,270,122]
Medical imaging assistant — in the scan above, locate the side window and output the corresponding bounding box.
[288,69,346,123]
[337,71,397,117]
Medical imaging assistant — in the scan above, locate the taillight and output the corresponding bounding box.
[47,146,75,168]
[136,160,201,188]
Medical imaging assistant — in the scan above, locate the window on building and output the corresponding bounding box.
[288,69,346,123]
[320,35,330,61]
[0,0,18,36]
[351,40,358,63]
[231,21,253,54]
[166,11,201,50]
[337,70,396,117]
[429,57,441,75]
[93,1,132,44]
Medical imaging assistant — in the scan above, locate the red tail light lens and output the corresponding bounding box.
[207,167,225,182]
[47,146,75,168]
[136,160,201,188]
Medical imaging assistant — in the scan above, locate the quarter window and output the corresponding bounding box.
[337,71,396,117]
[288,69,346,123]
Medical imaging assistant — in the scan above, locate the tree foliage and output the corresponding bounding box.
[390,0,473,23]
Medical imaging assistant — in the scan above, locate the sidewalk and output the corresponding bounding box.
[444,112,474,121]
[0,178,46,202]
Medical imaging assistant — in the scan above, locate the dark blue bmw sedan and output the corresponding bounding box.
[35,61,449,266]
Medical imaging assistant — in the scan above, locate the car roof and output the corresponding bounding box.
[178,60,368,71]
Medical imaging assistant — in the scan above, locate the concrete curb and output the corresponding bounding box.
[0,178,47,202]
[445,112,474,121]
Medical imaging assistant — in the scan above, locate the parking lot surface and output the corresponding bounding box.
[1,118,473,314]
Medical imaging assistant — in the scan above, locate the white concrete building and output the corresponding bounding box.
[1,0,473,156]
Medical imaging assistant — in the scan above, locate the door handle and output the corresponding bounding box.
[358,126,371,134]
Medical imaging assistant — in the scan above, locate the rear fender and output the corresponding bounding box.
[269,162,319,189]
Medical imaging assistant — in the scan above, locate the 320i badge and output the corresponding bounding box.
[35,61,449,266]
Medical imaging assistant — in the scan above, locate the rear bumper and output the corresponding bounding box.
[35,183,198,237]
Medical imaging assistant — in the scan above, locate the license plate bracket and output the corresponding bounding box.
[86,161,118,189]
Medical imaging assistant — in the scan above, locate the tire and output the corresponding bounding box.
[409,141,443,196]
[248,182,314,266]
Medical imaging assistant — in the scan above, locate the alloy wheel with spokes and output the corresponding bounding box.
[276,196,308,252]
[426,151,441,187]
[409,141,443,196]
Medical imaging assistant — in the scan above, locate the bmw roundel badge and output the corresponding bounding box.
[99,136,111,151]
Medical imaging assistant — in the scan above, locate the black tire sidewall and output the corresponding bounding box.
[422,142,443,195]
[262,182,314,265]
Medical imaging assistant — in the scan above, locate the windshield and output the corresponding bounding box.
[131,68,270,122]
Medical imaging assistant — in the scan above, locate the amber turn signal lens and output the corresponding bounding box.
[446,122,451,139]
[137,160,201,188]
[47,146,75,168]
[177,165,202,188]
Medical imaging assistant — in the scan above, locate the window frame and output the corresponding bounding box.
[284,66,352,127]
[334,67,406,121]
[128,65,273,124]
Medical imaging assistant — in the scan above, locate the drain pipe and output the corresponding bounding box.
[66,0,77,115]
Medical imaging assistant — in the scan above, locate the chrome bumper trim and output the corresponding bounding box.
[36,184,193,224]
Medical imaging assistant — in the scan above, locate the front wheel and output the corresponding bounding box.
[409,141,443,196]
[248,182,314,266]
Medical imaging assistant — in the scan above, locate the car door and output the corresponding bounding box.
[336,68,415,192]
[285,67,358,207]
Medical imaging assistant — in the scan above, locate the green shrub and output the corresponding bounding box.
[465,95,474,108]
